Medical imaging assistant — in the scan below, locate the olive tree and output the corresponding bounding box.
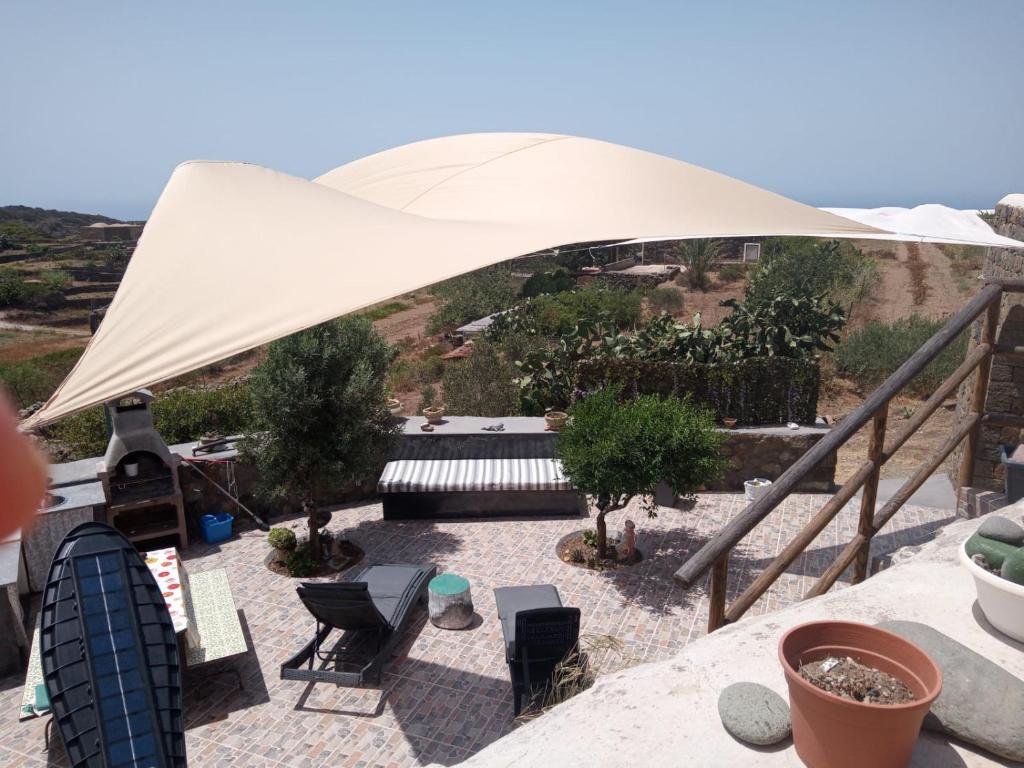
[556,387,725,558]
[241,317,399,561]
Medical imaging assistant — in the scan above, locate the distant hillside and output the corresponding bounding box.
[0,205,123,241]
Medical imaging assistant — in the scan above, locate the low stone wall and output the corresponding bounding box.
[710,424,835,492]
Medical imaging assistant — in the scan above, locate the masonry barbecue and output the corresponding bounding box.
[98,389,189,548]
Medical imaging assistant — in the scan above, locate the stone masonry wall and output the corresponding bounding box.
[956,196,1024,492]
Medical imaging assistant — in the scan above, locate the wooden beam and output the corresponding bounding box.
[674,282,1002,588]
[854,407,888,583]
[882,343,990,461]
[985,278,1024,293]
[877,412,980,532]
[723,459,874,622]
[708,552,730,632]
[959,294,1001,489]
[806,413,980,599]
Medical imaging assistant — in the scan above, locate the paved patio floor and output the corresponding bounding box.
[0,491,958,767]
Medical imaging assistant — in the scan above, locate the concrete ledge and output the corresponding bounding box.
[451,516,1020,768]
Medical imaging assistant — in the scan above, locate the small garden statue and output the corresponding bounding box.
[617,519,636,561]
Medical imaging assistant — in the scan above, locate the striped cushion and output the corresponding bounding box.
[378,458,573,493]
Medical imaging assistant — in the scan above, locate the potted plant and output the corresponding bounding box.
[420,384,445,424]
[960,534,1024,642]
[267,527,297,562]
[779,620,942,768]
[387,397,402,415]
[722,416,738,429]
[545,411,568,431]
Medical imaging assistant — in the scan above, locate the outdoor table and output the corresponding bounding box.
[428,573,474,629]
[143,547,200,648]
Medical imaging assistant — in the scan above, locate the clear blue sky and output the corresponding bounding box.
[2,1,1022,220]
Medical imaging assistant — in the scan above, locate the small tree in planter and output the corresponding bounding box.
[556,386,725,558]
[242,317,399,562]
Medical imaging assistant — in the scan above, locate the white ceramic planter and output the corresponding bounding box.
[744,478,772,502]
[960,540,1024,642]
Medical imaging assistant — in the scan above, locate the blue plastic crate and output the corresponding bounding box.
[200,512,234,544]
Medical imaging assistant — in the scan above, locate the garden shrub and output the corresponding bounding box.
[521,268,576,298]
[0,347,82,407]
[386,345,446,392]
[575,356,821,425]
[746,238,878,311]
[267,527,297,551]
[487,285,643,341]
[359,301,411,321]
[833,315,968,397]
[48,382,254,459]
[717,263,747,283]
[647,285,684,313]
[427,267,519,333]
[0,268,71,308]
[442,339,520,417]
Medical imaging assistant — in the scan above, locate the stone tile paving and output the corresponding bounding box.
[0,492,957,767]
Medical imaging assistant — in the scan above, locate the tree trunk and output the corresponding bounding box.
[595,510,608,559]
[306,498,321,561]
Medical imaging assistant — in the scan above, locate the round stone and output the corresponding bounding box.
[978,515,1024,546]
[717,682,791,746]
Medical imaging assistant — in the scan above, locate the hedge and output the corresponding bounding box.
[573,356,820,425]
[48,382,253,460]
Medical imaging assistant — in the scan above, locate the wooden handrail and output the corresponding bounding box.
[674,281,1002,589]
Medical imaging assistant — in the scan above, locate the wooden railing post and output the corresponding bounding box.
[708,552,730,633]
[959,292,1001,490]
[854,405,888,583]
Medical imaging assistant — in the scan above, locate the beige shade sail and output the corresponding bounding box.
[24,133,885,429]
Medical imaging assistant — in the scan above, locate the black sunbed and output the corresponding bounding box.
[493,585,581,716]
[281,562,436,686]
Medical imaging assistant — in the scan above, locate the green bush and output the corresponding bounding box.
[427,267,519,334]
[0,347,83,407]
[647,285,684,313]
[359,301,411,321]
[833,315,967,397]
[267,527,297,551]
[488,285,644,341]
[521,269,576,298]
[747,238,878,311]
[48,383,253,460]
[0,268,70,308]
[717,263,747,283]
[386,345,446,392]
[284,546,317,577]
[575,356,821,425]
[442,339,520,417]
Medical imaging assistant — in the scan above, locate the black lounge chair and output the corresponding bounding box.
[281,562,436,686]
[493,585,581,716]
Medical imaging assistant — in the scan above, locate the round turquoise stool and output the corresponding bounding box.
[428,573,474,629]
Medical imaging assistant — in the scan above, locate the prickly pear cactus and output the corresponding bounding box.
[1000,547,1024,586]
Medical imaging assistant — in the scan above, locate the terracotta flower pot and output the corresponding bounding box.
[545,411,568,431]
[778,621,942,768]
[722,416,738,429]
[423,405,445,425]
[387,398,402,415]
